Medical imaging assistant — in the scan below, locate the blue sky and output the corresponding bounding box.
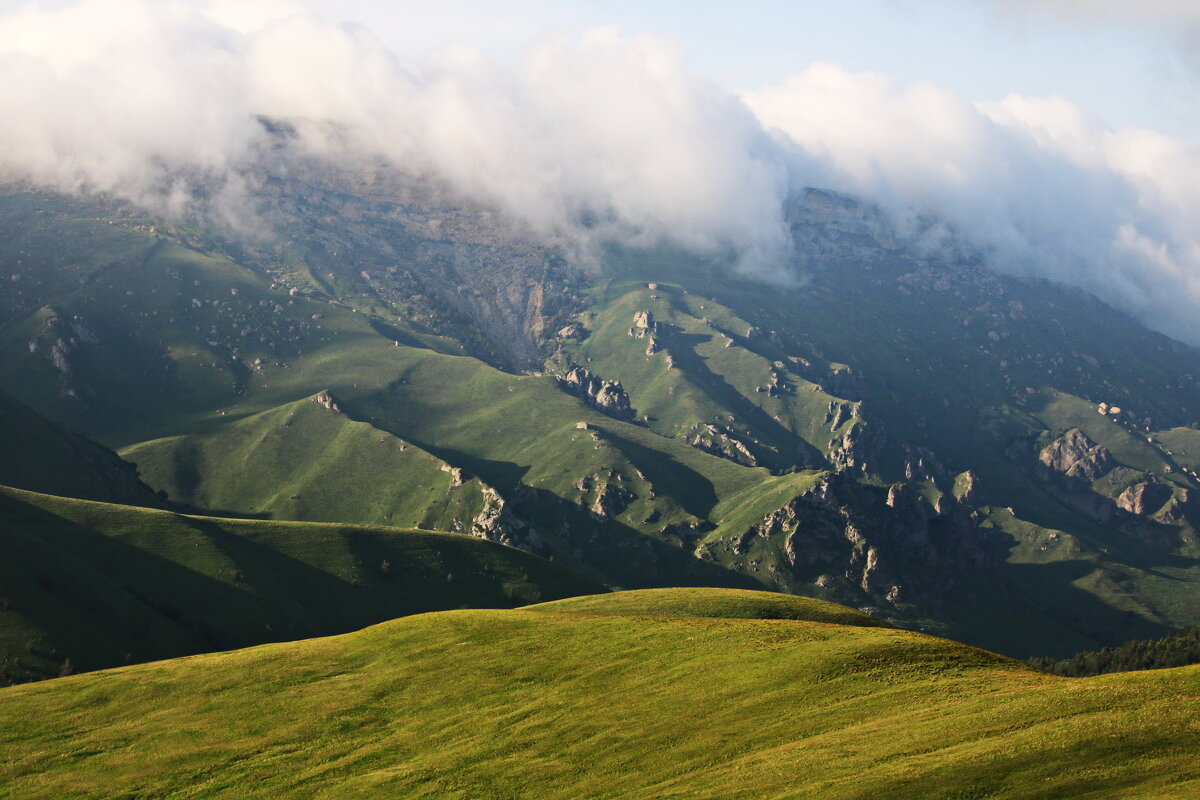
[307,0,1199,141]
[2,1,1192,137]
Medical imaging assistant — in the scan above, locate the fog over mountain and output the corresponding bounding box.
[4,0,1200,343]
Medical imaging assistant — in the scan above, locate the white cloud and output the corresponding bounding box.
[746,64,1200,343]
[2,1,1200,343]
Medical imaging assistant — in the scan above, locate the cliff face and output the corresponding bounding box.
[703,473,1003,621]
[559,366,636,422]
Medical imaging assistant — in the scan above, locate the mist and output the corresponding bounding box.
[3,1,1200,345]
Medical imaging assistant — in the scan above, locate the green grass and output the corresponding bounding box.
[0,587,1195,799]
[0,390,161,507]
[0,485,604,684]
[528,586,892,626]
[121,394,491,530]
[5,187,1200,661]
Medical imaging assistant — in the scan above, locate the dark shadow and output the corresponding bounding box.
[0,489,594,685]
[654,319,816,470]
[591,427,719,520]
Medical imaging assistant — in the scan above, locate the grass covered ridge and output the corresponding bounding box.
[0,587,1196,799]
[0,485,604,683]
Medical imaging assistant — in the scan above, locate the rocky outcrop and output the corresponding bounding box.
[573,472,636,521]
[1154,489,1197,524]
[1038,429,1114,483]
[688,424,758,467]
[312,390,341,412]
[470,488,543,552]
[628,310,656,339]
[827,419,883,473]
[559,366,636,422]
[1117,481,1173,516]
[827,366,867,402]
[590,483,635,521]
[721,473,999,612]
[954,470,981,505]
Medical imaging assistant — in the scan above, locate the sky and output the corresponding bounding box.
[3,0,1200,344]
[299,0,1200,141]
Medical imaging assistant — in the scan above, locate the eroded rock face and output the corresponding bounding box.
[471,487,543,552]
[312,390,340,412]
[720,473,998,612]
[560,366,635,422]
[1154,489,1197,524]
[1117,481,1173,516]
[590,483,635,521]
[955,470,981,505]
[689,424,758,467]
[1038,429,1115,483]
[628,310,655,339]
[827,420,883,473]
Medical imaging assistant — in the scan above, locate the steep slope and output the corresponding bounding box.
[4,182,1200,657]
[122,392,496,532]
[0,485,604,684]
[0,389,161,507]
[0,588,1196,799]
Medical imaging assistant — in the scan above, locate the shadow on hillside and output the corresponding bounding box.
[967,558,1180,659]
[658,322,815,470]
[0,490,592,684]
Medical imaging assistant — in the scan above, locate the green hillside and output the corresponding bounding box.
[4,185,1200,659]
[0,390,161,507]
[0,485,604,684]
[122,392,494,531]
[0,588,1196,799]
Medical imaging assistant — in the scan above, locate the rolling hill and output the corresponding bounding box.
[0,588,1195,799]
[0,485,604,684]
[2,177,1200,659]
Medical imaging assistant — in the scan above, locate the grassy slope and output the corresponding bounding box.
[0,588,1196,799]
[0,390,161,507]
[5,189,1200,658]
[121,394,491,530]
[0,485,604,684]
[0,195,816,587]
[558,280,857,469]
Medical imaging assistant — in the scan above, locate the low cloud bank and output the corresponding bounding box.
[3,1,1200,343]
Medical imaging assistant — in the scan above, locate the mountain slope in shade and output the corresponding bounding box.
[0,485,604,684]
[2,181,1200,658]
[0,389,161,507]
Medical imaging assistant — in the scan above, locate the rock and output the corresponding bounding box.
[645,337,661,356]
[439,463,464,488]
[827,403,851,431]
[860,546,888,593]
[312,391,340,412]
[827,419,883,473]
[1038,429,1114,483]
[560,366,636,422]
[1117,481,1172,516]
[1154,489,1196,523]
[689,424,758,467]
[632,310,654,330]
[471,487,537,551]
[955,470,981,505]
[590,482,635,521]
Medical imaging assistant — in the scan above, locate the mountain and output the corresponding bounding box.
[0,588,1196,799]
[2,173,1200,658]
[0,485,604,684]
[0,389,161,507]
